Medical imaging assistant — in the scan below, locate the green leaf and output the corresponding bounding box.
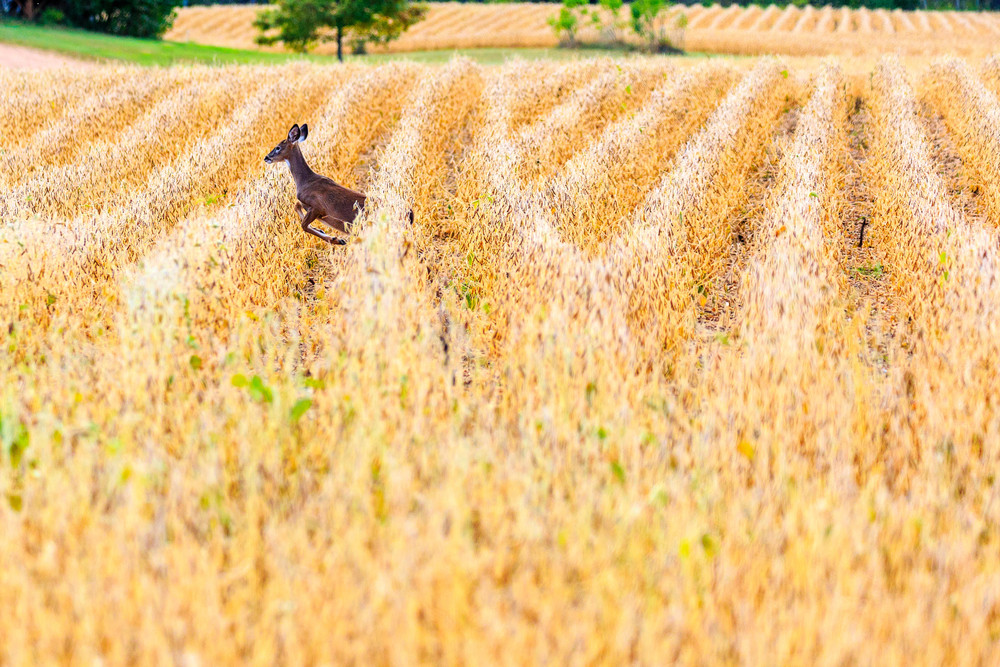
[610,460,625,485]
[3,417,30,469]
[290,398,313,422]
[854,264,883,278]
[249,375,273,403]
[231,373,248,388]
[303,377,325,390]
[701,533,718,558]
[7,494,22,512]
[189,355,202,371]
[780,69,789,79]
[46,293,56,306]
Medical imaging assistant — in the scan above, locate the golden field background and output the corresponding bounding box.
[165,2,1000,56]
[3,52,1000,663]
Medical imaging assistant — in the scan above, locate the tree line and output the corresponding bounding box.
[2,0,179,36]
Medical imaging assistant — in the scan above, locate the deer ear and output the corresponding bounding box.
[298,124,308,142]
[287,124,300,142]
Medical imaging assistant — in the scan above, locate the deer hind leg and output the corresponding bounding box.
[309,216,350,245]
[318,216,350,235]
[300,209,343,245]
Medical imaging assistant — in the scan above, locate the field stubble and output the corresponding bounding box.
[2,55,1000,663]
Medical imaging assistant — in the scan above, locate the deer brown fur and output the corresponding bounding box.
[264,123,365,245]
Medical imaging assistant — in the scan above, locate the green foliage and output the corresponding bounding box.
[231,374,275,403]
[60,0,180,39]
[630,0,680,53]
[351,2,427,53]
[255,0,426,59]
[254,0,338,54]
[547,0,588,47]
[855,263,884,278]
[0,412,30,470]
[290,398,313,422]
[37,7,65,26]
[609,460,625,485]
[590,0,626,44]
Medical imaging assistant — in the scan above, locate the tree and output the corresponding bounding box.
[255,0,426,62]
[590,0,627,45]
[350,3,427,54]
[547,0,588,48]
[60,0,179,38]
[11,0,47,20]
[630,0,681,54]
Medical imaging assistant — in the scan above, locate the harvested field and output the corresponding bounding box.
[4,55,1000,663]
[165,2,1000,57]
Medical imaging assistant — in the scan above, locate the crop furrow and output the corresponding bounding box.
[516,61,667,184]
[867,57,1000,463]
[2,68,255,220]
[107,65,420,430]
[464,87,639,444]
[609,59,789,357]
[699,64,867,467]
[922,58,1000,224]
[2,68,183,187]
[303,58,485,399]
[0,66,336,334]
[0,68,120,157]
[547,63,736,253]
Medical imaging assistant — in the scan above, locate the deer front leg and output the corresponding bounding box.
[300,209,346,245]
[295,201,307,221]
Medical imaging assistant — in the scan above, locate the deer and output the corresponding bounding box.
[264,123,366,246]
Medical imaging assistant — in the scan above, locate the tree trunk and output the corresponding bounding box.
[16,0,44,21]
[336,24,343,63]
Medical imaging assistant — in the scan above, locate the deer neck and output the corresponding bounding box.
[286,145,315,191]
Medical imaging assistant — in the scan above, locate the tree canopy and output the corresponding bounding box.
[254,0,427,61]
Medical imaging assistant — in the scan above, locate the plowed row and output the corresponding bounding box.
[3,57,1000,663]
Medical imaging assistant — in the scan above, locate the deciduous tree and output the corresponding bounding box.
[254,0,426,61]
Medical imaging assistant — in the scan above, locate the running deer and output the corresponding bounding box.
[264,123,366,245]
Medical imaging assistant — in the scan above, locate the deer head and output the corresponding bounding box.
[264,123,309,164]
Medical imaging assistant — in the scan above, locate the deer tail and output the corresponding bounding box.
[408,209,414,226]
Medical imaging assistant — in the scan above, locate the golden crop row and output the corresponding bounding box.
[4,58,1000,662]
[923,58,1000,225]
[868,57,1000,454]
